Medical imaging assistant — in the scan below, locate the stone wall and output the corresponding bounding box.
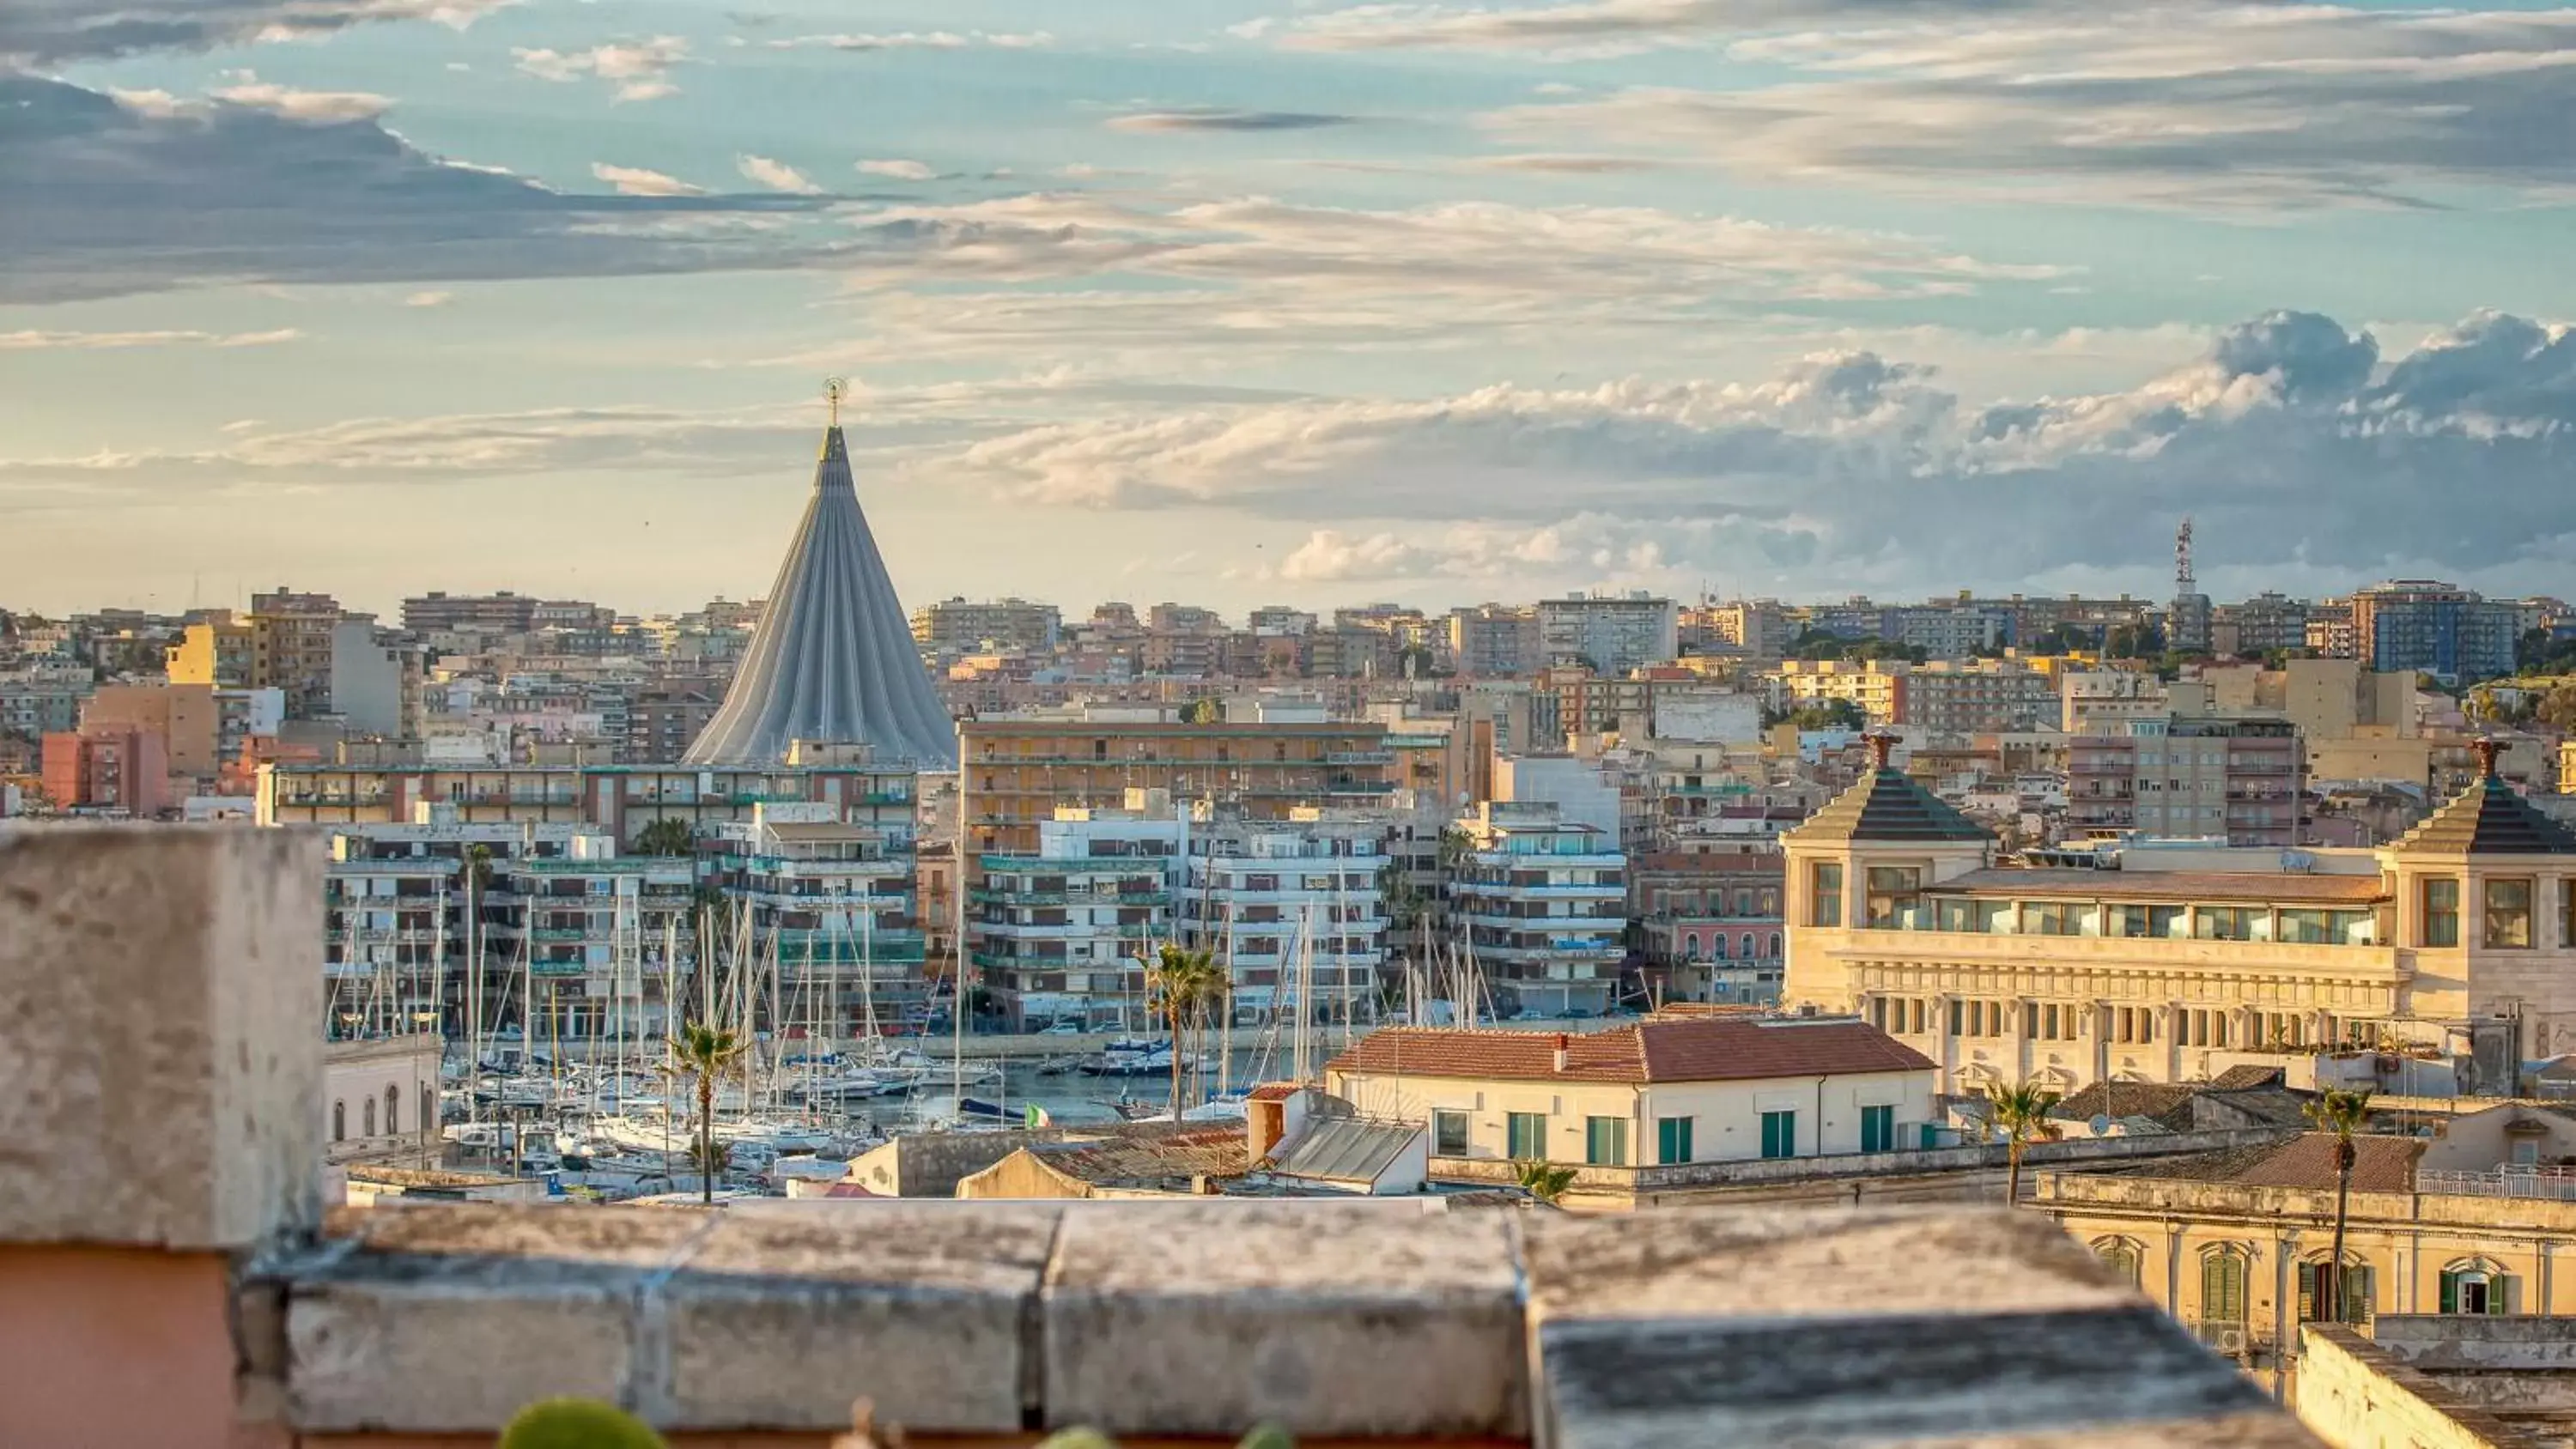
[2295,1327,2531,1449]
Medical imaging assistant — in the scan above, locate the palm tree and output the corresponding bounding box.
[1986,1080,2063,1206]
[2305,1088,2373,1324]
[1145,943,1224,1120]
[1515,1160,1577,1205]
[665,1021,750,1204]
[635,816,695,857]
[463,844,494,1045]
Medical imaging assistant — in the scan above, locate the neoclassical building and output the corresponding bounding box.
[1784,738,2576,1094]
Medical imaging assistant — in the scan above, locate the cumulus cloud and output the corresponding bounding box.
[735,154,821,194]
[404,290,453,306]
[0,0,512,64]
[206,75,392,121]
[0,328,303,350]
[0,76,833,303]
[513,36,688,102]
[941,310,2576,595]
[855,158,936,181]
[1480,6,2576,209]
[1108,107,1361,133]
[592,162,703,197]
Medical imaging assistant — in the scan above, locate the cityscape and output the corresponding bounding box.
[9,0,2576,1445]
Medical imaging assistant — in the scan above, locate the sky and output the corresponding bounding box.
[3,0,2574,621]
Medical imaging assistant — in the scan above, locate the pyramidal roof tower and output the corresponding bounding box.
[684,380,957,768]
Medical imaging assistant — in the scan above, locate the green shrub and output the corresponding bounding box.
[497,1397,666,1449]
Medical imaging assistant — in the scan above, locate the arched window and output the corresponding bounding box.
[1682,935,1700,962]
[2441,1258,2519,1316]
[1710,934,1728,961]
[331,1100,346,1143]
[363,1097,376,1137]
[2200,1246,2248,1325]
[1767,931,1782,957]
[386,1085,402,1135]
[1740,932,1757,959]
[2299,1258,2375,1325]
[2093,1237,2144,1286]
[421,1083,435,1133]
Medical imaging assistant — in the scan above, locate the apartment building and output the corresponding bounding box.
[1448,604,1541,677]
[705,803,927,1031]
[1900,661,2057,733]
[1176,808,1388,1024]
[166,612,255,688]
[1536,595,1679,676]
[1631,851,1785,1004]
[1771,659,1905,724]
[957,713,1394,862]
[493,840,696,1042]
[2352,580,2518,682]
[1449,800,1628,1016]
[911,597,1062,662]
[2214,592,2313,656]
[39,723,171,816]
[2067,718,2302,846]
[1887,604,2009,660]
[401,591,541,638]
[973,797,1182,1029]
[1785,739,2576,1094]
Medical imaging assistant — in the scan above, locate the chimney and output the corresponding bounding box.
[1553,1033,1570,1073]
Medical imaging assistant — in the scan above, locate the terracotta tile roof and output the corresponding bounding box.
[1938,868,2389,904]
[1246,1082,1301,1103]
[2049,1082,2205,1131]
[1035,1127,1248,1188]
[1324,1017,1933,1086]
[2209,1065,2288,1090]
[1787,767,1992,846]
[2117,1133,2422,1193]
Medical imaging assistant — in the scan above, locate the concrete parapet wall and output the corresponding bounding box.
[2296,1326,2532,1449]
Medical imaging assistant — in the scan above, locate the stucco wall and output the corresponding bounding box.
[1326,1067,1937,1167]
[2295,1327,2523,1449]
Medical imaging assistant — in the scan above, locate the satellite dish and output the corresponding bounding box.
[2089,1114,2113,1137]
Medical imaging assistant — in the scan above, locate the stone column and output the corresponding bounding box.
[0,828,323,1449]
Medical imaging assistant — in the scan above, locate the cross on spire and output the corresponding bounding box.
[823,376,848,428]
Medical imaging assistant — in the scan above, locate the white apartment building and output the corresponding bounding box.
[974,795,1183,1029]
[1537,595,1680,677]
[2061,670,2172,735]
[1449,800,1628,1016]
[495,844,695,1042]
[1179,808,1388,1024]
[706,803,925,1032]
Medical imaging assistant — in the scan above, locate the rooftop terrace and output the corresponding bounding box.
[0,826,2333,1446]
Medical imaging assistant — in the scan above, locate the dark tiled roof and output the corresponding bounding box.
[2394,774,2576,856]
[1325,1017,1933,1086]
[1937,868,2389,904]
[2050,1082,2205,1131]
[1033,1127,1248,1188]
[2210,1065,2289,1090]
[1787,768,1992,845]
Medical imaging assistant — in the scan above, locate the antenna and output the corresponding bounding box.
[2174,517,2195,590]
[824,376,848,428]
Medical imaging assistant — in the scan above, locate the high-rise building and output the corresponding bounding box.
[1448,604,1540,678]
[401,591,538,638]
[972,796,1182,1028]
[1537,594,1680,676]
[909,597,1062,662]
[2066,717,2302,846]
[2350,580,2518,682]
[1178,808,1388,1024]
[685,399,957,768]
[1447,799,1627,1016]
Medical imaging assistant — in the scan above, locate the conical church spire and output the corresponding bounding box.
[683,381,957,767]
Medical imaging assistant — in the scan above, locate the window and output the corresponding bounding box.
[2101,904,2150,939]
[2423,877,2461,947]
[1865,866,1922,929]
[1434,1109,1471,1155]
[385,1085,400,1135]
[1658,1116,1695,1164]
[2298,1261,2374,1325]
[1811,864,1844,927]
[2195,906,2260,942]
[363,1097,376,1137]
[2441,1263,2518,1316]
[1507,1112,1547,1161]
[2201,1248,2248,1325]
[1585,1117,1629,1167]
[1861,1104,1895,1154]
[1760,1109,1797,1159]
[2565,880,2576,951]
[2486,879,2534,949]
[2094,1238,2142,1286]
[331,1100,346,1143]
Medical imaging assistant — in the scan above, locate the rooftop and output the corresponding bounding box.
[2093,1131,2427,1193]
[1938,867,2391,904]
[1326,1015,1935,1086]
[2395,761,2576,856]
[1788,762,1993,846]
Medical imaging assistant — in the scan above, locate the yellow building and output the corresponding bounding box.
[2037,1108,2576,1385]
[1323,1013,1938,1173]
[1786,739,2576,1094]
[1769,659,1904,724]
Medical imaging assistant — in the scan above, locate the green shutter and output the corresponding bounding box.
[2439,1271,2459,1314]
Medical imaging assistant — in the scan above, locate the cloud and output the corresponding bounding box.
[0,75,835,304]
[0,0,513,64]
[403,291,453,306]
[592,162,704,197]
[736,155,821,194]
[1481,6,2576,209]
[855,158,935,181]
[0,328,303,350]
[939,310,2576,597]
[759,30,1050,51]
[206,75,392,122]
[513,36,687,101]
[1107,108,1361,133]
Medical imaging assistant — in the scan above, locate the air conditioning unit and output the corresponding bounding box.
[2211,1327,2248,1357]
